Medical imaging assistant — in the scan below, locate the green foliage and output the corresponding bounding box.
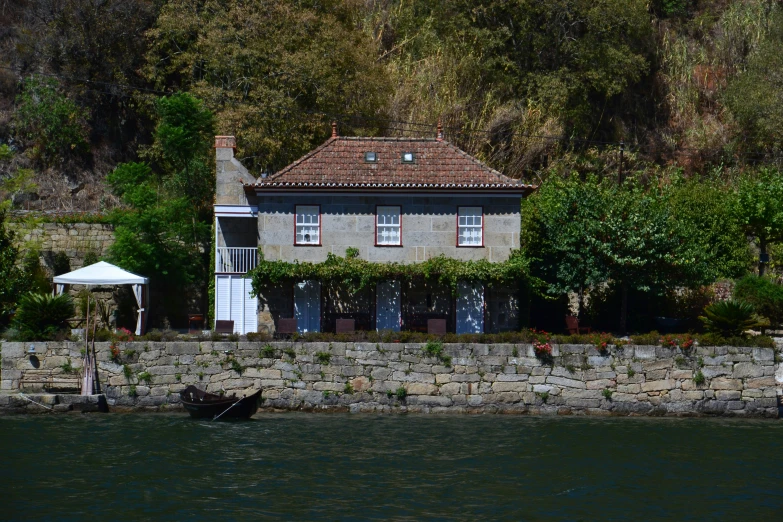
[0,213,28,327]
[731,170,783,275]
[123,365,132,380]
[693,370,706,386]
[627,367,636,377]
[106,93,215,323]
[699,300,763,337]
[50,252,71,276]
[724,11,783,151]
[733,275,783,326]
[82,251,100,267]
[14,76,89,166]
[343,382,354,395]
[345,247,360,259]
[602,388,613,400]
[250,251,528,299]
[11,292,74,341]
[229,359,244,375]
[521,175,727,330]
[316,352,332,365]
[61,359,77,375]
[128,385,138,398]
[145,0,389,173]
[261,344,276,358]
[395,386,408,400]
[137,372,152,384]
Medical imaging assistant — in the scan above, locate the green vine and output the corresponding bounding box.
[248,251,529,296]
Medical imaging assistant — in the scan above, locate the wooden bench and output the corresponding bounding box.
[21,369,82,393]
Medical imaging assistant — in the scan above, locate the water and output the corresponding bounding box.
[2,413,782,521]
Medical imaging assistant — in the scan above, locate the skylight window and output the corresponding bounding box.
[364,151,377,163]
[401,152,415,163]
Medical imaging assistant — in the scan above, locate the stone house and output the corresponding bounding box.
[214,125,535,334]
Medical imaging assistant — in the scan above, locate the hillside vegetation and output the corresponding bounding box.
[0,0,781,211]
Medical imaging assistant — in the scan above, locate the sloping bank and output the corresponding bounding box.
[2,341,782,417]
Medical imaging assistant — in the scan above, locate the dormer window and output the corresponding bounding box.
[401,152,415,163]
[364,151,377,163]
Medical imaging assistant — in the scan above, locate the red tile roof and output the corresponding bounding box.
[246,137,535,193]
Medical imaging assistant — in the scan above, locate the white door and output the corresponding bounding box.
[294,280,321,333]
[376,280,401,331]
[456,282,484,334]
[216,275,257,334]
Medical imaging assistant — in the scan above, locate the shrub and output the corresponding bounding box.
[630,331,661,345]
[699,300,764,337]
[733,275,783,327]
[246,332,269,342]
[693,370,706,386]
[315,351,331,364]
[395,386,407,400]
[11,292,74,341]
[137,371,152,384]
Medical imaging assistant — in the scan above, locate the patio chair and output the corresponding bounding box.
[427,318,447,335]
[335,318,355,334]
[565,315,591,335]
[276,318,298,337]
[214,320,235,335]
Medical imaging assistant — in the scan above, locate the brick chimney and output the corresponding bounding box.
[215,135,250,205]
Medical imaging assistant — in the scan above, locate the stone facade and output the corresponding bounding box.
[252,194,520,263]
[10,222,115,270]
[3,341,781,416]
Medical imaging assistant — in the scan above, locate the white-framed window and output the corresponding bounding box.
[295,205,320,245]
[376,206,401,246]
[458,206,483,247]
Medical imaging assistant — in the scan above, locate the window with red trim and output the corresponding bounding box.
[376,206,401,245]
[295,205,320,245]
[458,207,483,246]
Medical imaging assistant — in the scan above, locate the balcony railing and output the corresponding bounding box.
[216,247,258,274]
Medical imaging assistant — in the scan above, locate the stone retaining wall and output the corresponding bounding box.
[9,222,115,270]
[2,341,782,416]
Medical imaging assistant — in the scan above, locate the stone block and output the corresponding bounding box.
[492,382,527,393]
[634,346,657,359]
[670,370,693,379]
[710,378,743,390]
[414,396,452,407]
[640,380,675,393]
[586,379,616,390]
[701,366,731,379]
[545,376,586,389]
[716,390,741,401]
[439,382,461,396]
[167,343,201,355]
[495,374,528,382]
[752,348,774,361]
[406,383,438,395]
[745,376,776,388]
[732,363,763,379]
[467,395,483,406]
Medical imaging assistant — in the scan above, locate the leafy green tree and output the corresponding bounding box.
[0,212,28,328]
[13,76,89,166]
[732,169,783,276]
[522,175,732,332]
[144,0,389,172]
[107,93,215,325]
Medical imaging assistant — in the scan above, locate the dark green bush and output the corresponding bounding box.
[11,292,74,341]
[699,300,764,337]
[733,275,783,326]
[630,331,661,345]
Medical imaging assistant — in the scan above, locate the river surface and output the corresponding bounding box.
[2,413,782,521]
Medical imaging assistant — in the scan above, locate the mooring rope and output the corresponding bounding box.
[18,393,54,410]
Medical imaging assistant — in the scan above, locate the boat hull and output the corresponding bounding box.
[179,386,261,419]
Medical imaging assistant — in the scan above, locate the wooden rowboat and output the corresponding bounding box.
[179,385,262,419]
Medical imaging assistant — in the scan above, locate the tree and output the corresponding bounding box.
[0,211,28,328]
[732,169,783,276]
[521,175,731,332]
[107,93,215,326]
[14,76,89,166]
[144,0,390,173]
